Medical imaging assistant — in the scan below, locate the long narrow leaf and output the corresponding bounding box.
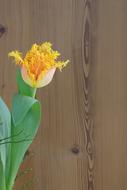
[0,97,11,190]
[0,158,6,190]
[0,97,11,171]
[6,94,41,190]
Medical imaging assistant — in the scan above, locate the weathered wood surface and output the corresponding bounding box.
[0,0,127,190]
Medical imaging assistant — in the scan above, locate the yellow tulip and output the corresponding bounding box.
[9,42,69,88]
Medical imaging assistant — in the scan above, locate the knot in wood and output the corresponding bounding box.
[0,24,7,38]
[71,145,80,154]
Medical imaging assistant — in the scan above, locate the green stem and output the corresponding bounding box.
[31,88,36,98]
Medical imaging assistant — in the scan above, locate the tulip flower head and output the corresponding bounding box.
[9,42,69,88]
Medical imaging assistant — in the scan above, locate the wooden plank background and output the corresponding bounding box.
[0,0,127,190]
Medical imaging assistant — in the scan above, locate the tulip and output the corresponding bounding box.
[9,42,69,88]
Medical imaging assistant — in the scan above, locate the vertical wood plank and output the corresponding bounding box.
[94,1,127,190]
[72,0,96,189]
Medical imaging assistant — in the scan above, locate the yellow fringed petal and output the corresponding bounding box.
[55,60,69,71]
[8,51,23,65]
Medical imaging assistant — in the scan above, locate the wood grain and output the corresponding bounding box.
[0,0,127,190]
[94,1,127,190]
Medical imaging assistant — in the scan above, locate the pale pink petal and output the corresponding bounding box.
[21,66,56,88]
[36,68,56,88]
[21,65,33,87]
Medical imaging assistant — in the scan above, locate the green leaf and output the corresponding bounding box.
[0,98,11,171]
[0,158,6,190]
[12,95,36,126]
[0,97,11,190]
[16,68,36,98]
[6,94,41,190]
